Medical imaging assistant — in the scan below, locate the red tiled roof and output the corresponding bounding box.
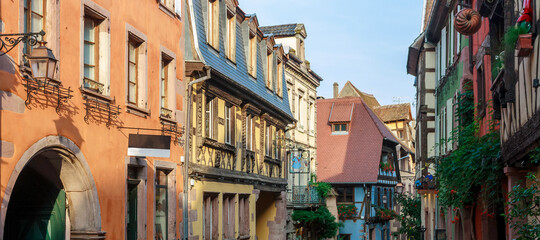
[328,102,354,122]
[316,97,399,183]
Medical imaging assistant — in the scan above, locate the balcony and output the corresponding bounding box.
[415,176,438,193]
[288,185,323,206]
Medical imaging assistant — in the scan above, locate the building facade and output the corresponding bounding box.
[260,23,323,240]
[0,0,185,239]
[317,97,400,240]
[184,0,294,239]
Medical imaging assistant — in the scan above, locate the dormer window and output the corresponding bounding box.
[207,0,219,49]
[332,123,348,134]
[225,9,236,61]
[248,32,257,77]
[277,59,283,97]
[266,49,273,90]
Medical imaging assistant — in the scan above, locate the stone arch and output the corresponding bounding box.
[0,135,102,237]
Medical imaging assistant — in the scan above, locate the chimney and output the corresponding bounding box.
[333,82,339,98]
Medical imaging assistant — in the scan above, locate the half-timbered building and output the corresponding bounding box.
[184,0,294,239]
[317,97,400,240]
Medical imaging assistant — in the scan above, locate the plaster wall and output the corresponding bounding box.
[0,0,185,239]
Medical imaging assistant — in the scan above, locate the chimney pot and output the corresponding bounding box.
[333,82,339,98]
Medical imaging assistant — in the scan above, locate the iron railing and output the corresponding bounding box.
[288,185,323,205]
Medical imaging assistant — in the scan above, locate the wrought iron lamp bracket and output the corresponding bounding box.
[23,76,73,113]
[0,31,45,56]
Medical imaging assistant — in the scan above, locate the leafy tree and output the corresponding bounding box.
[395,194,421,240]
[292,206,340,239]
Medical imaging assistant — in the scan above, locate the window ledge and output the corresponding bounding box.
[158,3,179,19]
[160,115,177,124]
[331,131,349,135]
[80,87,112,102]
[126,104,150,118]
[207,43,220,54]
[225,57,236,66]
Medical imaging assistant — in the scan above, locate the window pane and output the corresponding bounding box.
[129,63,136,83]
[31,0,43,15]
[129,44,136,62]
[84,19,95,42]
[84,66,95,80]
[341,124,347,131]
[31,13,43,32]
[128,83,136,103]
[156,169,168,185]
[84,43,94,65]
[155,187,167,240]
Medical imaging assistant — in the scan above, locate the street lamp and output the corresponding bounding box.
[395,182,404,195]
[26,41,58,82]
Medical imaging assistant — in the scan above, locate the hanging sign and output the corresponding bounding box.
[128,134,171,158]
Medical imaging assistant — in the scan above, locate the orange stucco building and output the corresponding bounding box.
[0,0,185,239]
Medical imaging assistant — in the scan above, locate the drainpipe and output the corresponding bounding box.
[183,67,211,240]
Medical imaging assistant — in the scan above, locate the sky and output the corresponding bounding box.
[240,0,425,107]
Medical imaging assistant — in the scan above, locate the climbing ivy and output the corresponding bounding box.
[436,90,504,211]
[315,182,332,199]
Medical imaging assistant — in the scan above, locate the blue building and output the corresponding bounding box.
[317,96,400,240]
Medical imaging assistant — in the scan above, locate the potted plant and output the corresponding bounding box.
[503,21,532,57]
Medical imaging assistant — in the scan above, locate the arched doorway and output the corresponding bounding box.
[1,136,103,239]
[4,149,66,239]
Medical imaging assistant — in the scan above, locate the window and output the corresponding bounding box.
[207,0,219,49]
[205,97,216,139]
[298,94,303,128]
[265,124,271,156]
[266,49,273,90]
[248,33,257,77]
[336,186,354,203]
[273,129,280,160]
[307,102,313,133]
[160,53,173,117]
[159,0,174,10]
[238,195,250,238]
[127,36,144,105]
[23,0,45,54]
[338,234,351,240]
[477,65,486,117]
[82,5,109,95]
[246,114,254,150]
[277,59,283,97]
[225,10,236,61]
[222,194,235,239]
[332,124,348,134]
[225,105,233,144]
[83,16,100,92]
[155,169,170,240]
[203,193,218,240]
[377,187,381,206]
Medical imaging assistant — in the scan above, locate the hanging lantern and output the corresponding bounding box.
[454,8,482,35]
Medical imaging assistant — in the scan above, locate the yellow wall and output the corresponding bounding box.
[190,181,256,239]
[255,192,277,240]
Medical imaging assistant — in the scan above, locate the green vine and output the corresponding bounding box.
[504,149,540,240]
[436,90,504,211]
[315,182,332,199]
[395,194,421,240]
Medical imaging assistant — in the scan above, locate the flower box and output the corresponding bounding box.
[517,33,533,57]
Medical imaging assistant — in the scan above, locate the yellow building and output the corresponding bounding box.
[183,0,294,239]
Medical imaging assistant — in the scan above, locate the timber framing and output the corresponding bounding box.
[190,163,287,192]
[501,107,540,166]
